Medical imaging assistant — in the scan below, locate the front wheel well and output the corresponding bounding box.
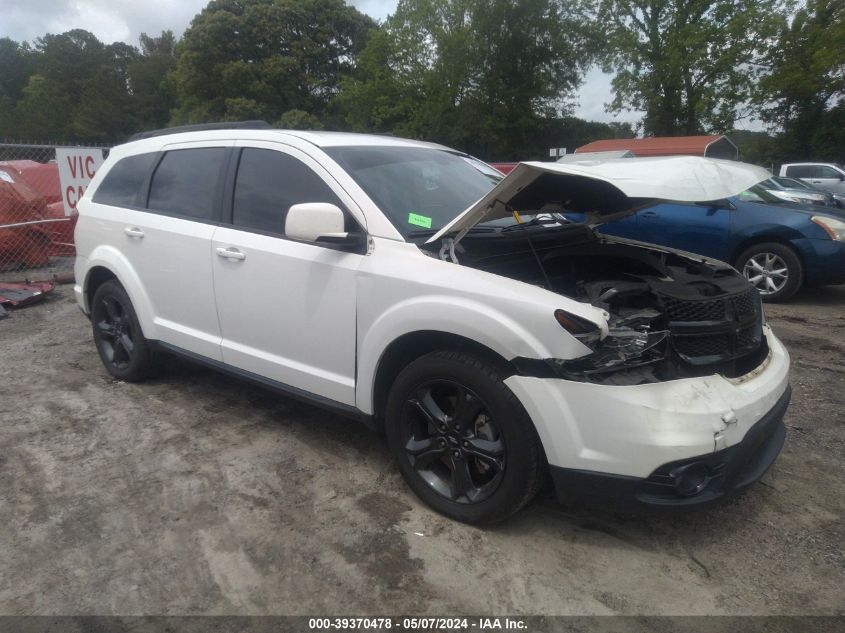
[84,266,119,311]
[370,331,516,432]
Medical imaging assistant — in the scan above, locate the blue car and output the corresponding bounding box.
[595,185,845,302]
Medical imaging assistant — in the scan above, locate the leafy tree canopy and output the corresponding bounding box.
[335,0,598,159]
[171,0,376,124]
[600,0,789,135]
[755,0,845,161]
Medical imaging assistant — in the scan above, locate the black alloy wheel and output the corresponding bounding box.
[90,280,155,381]
[94,294,135,370]
[401,380,505,504]
[386,350,545,524]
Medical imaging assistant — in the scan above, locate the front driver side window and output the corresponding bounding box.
[818,165,842,179]
[232,148,346,235]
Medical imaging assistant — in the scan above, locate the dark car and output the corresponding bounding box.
[595,185,845,302]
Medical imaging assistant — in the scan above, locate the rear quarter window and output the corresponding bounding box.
[147,147,228,220]
[92,153,158,207]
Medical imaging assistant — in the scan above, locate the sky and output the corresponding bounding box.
[0,0,641,126]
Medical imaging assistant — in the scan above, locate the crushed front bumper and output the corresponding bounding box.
[549,385,789,509]
[504,326,790,509]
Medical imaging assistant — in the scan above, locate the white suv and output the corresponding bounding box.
[75,123,791,523]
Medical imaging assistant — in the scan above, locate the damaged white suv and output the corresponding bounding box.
[74,123,790,523]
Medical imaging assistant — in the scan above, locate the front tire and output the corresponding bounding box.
[736,242,803,303]
[90,280,156,381]
[385,350,545,524]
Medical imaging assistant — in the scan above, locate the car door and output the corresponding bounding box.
[807,165,845,194]
[94,142,231,360]
[210,142,366,406]
[600,202,732,261]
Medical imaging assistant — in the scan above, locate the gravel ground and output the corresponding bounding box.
[0,285,843,616]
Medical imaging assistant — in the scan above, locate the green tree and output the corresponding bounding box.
[336,0,596,159]
[171,0,376,124]
[276,109,324,129]
[14,74,72,140]
[12,29,141,141]
[129,31,178,130]
[0,38,34,138]
[756,0,845,161]
[600,0,789,135]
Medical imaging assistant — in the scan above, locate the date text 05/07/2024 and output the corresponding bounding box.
[308,617,528,630]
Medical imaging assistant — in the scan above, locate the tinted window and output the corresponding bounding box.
[147,148,227,219]
[818,165,842,179]
[785,165,813,178]
[232,148,343,234]
[93,153,158,207]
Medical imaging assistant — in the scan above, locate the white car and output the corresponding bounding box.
[779,162,845,195]
[74,124,791,523]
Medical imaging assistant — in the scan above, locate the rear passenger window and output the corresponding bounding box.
[786,165,813,178]
[232,148,344,235]
[93,153,157,207]
[147,148,227,220]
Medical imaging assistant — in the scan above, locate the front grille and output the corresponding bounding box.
[673,334,730,358]
[661,288,763,367]
[737,323,763,351]
[664,297,725,322]
[731,290,757,318]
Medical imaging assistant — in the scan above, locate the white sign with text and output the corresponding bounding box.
[56,147,104,216]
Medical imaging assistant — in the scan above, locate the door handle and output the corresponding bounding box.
[124,227,145,238]
[216,247,246,261]
[811,180,822,184]
[641,210,658,218]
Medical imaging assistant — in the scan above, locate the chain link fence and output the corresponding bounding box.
[0,142,110,283]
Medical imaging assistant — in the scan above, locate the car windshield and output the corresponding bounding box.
[773,176,809,190]
[325,146,500,238]
[738,184,786,204]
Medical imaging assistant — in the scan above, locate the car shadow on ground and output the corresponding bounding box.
[787,284,845,307]
[150,350,777,547]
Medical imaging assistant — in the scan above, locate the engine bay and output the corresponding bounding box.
[429,225,768,385]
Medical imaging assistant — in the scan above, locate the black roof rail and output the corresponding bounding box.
[127,120,273,142]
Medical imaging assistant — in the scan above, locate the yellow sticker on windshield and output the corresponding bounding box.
[408,213,432,228]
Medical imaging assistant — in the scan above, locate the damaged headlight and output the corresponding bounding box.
[555,308,668,374]
[554,309,602,348]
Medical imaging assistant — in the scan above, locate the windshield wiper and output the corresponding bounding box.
[407,226,495,238]
[500,214,570,231]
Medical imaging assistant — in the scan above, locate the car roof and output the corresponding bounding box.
[113,128,451,156]
[782,162,842,167]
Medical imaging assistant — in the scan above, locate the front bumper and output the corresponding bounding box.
[504,326,790,505]
[797,238,845,285]
[549,385,789,508]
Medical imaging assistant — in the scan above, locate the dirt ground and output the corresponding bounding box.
[0,285,842,616]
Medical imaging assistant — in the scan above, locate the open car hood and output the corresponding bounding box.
[426,156,770,244]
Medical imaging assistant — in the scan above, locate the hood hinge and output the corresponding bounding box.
[439,238,459,263]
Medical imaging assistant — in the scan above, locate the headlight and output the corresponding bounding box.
[554,309,601,347]
[811,216,845,241]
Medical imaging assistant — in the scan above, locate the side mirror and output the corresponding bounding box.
[285,203,347,243]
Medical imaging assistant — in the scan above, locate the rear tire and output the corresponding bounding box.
[735,242,803,303]
[385,350,545,524]
[90,280,156,381]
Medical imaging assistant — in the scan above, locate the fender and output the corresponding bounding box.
[83,244,158,340]
[355,294,592,414]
